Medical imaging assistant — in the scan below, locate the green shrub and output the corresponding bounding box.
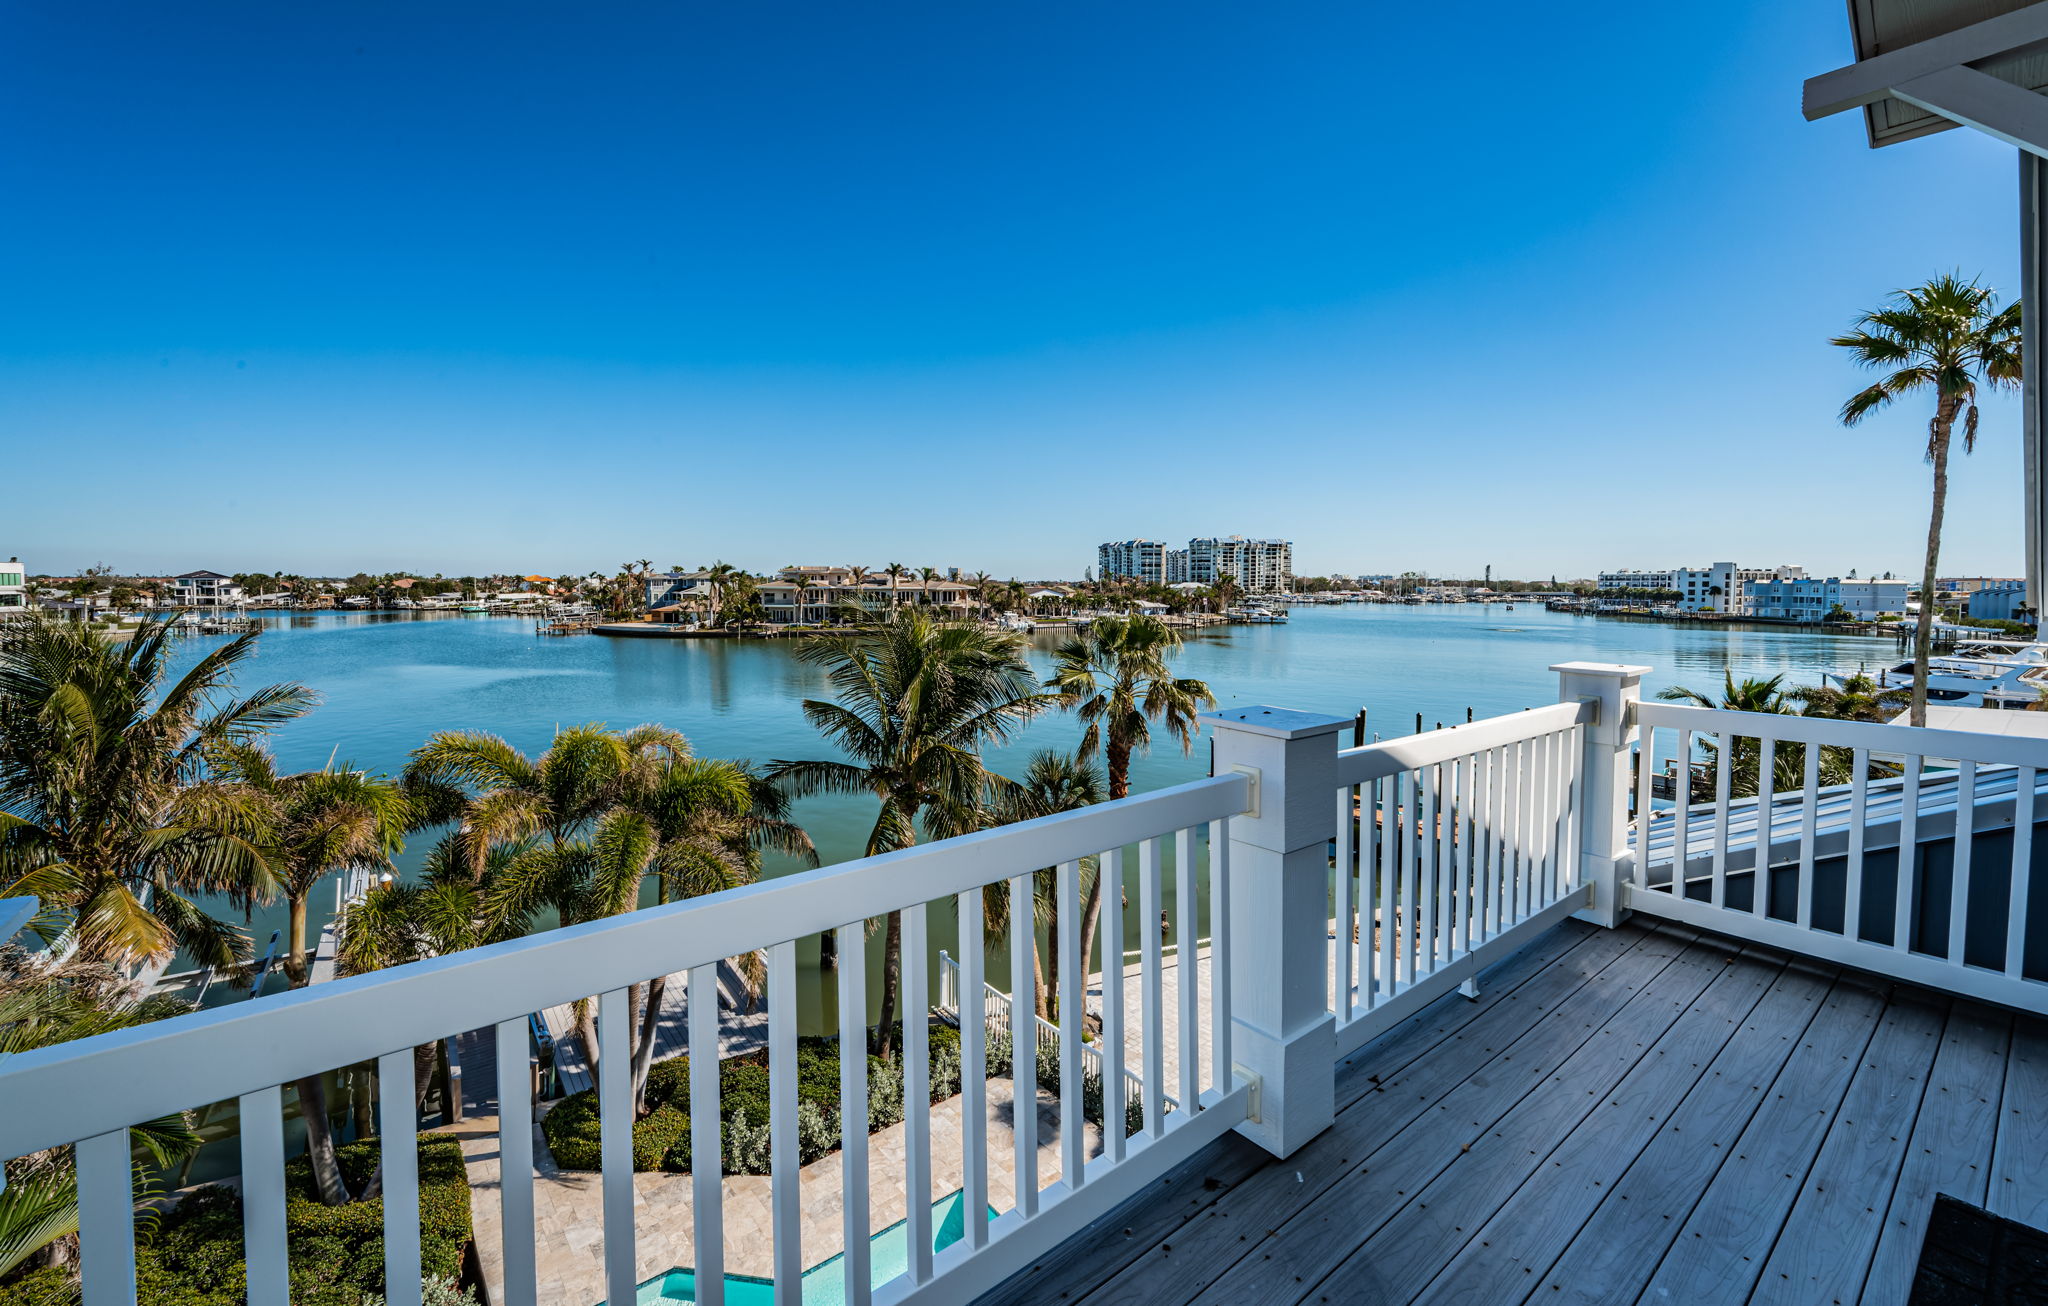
[133,1137,473,1306]
[0,1266,80,1306]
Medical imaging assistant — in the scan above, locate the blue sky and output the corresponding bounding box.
[0,2,2030,581]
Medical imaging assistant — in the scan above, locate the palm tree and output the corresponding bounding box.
[1790,672,1911,723]
[210,746,413,985]
[883,563,908,613]
[1655,672,1890,797]
[767,612,1051,1056]
[702,562,741,625]
[619,754,813,1107]
[405,721,684,1084]
[1047,615,1214,980]
[0,617,314,971]
[0,946,200,1282]
[987,750,1104,1019]
[1833,275,2022,726]
[326,835,534,1204]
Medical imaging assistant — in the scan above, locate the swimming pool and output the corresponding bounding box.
[631,1189,989,1304]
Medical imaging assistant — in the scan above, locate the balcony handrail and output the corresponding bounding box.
[1334,699,1590,787]
[1636,699,2048,767]
[0,770,1249,1162]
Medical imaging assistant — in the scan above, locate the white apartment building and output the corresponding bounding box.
[170,570,245,608]
[1596,569,1677,591]
[1746,577,1908,622]
[1098,540,1166,586]
[1165,548,1190,584]
[0,557,24,618]
[1671,562,1806,615]
[1187,536,1293,594]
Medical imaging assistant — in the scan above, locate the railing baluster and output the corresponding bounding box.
[1511,738,1530,922]
[1378,773,1397,997]
[494,1021,541,1305]
[1175,826,1201,1108]
[1566,726,1586,903]
[77,1128,135,1306]
[1419,761,1438,975]
[1634,725,1655,890]
[1138,836,1166,1137]
[1898,755,1923,951]
[830,927,870,1304]
[598,989,634,1306]
[1450,754,1471,956]
[1100,848,1127,1163]
[1398,769,1418,987]
[1538,732,1559,905]
[1755,737,1776,919]
[1055,859,1085,1189]
[1334,782,1354,1019]
[1711,732,1731,909]
[1436,758,1455,961]
[1007,875,1038,1220]
[958,890,989,1249]
[1672,728,1692,900]
[378,1048,423,1306]
[1208,819,1232,1096]
[1951,760,1977,966]
[1357,777,1376,1008]
[1483,745,1503,941]
[1797,742,1821,928]
[901,903,933,1283]
[2009,768,2036,979]
[239,1085,289,1306]
[1846,748,1870,944]
[688,964,725,1305]
[769,942,803,1298]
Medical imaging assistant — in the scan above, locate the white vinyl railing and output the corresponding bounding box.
[1327,701,1594,1054]
[0,773,1251,1306]
[1630,701,2048,1016]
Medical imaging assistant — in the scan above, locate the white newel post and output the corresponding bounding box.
[1202,705,1348,1158]
[1552,662,1651,929]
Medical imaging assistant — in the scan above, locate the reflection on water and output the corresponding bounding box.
[170,605,1899,1031]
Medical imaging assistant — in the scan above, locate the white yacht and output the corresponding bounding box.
[1875,639,2048,709]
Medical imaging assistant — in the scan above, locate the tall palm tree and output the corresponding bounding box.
[883,562,908,613]
[767,612,1051,1056]
[987,750,1104,1018]
[619,754,813,1107]
[0,617,314,971]
[702,561,741,625]
[1833,275,2022,726]
[405,721,684,1084]
[0,947,200,1281]
[210,746,413,985]
[1047,615,1215,981]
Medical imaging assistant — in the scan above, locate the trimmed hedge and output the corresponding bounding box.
[131,1136,473,1306]
[545,1024,1143,1176]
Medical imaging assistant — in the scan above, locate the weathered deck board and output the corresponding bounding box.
[1990,1016,2048,1228]
[976,919,2048,1306]
[1175,926,1699,1305]
[1860,1003,2010,1306]
[1532,962,1838,1306]
[1748,992,1945,1305]
[974,920,1603,1306]
[1408,943,1788,1306]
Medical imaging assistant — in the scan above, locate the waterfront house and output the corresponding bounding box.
[169,569,244,609]
[0,556,24,618]
[1746,575,1910,621]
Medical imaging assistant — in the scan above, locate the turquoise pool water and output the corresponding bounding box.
[631,1189,987,1303]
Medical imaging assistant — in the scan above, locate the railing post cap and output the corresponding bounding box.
[1549,661,1653,679]
[1199,705,1352,740]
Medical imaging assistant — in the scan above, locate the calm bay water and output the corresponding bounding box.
[171,604,1900,1028]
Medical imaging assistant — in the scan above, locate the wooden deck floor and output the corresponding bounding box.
[979,917,2048,1306]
